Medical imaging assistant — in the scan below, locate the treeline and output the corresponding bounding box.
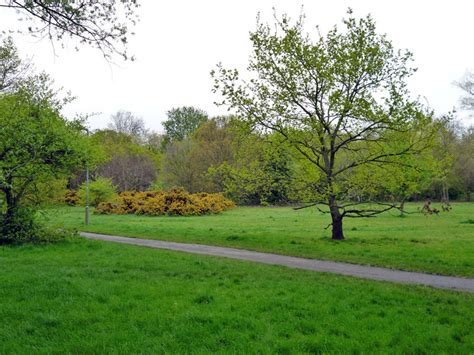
[66,108,473,205]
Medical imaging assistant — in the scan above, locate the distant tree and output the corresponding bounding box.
[161,139,198,192]
[162,106,208,144]
[186,117,236,192]
[191,117,235,167]
[210,132,296,205]
[145,132,165,154]
[0,0,139,60]
[107,110,148,142]
[160,117,236,193]
[455,71,474,111]
[98,152,157,192]
[213,10,434,240]
[430,116,459,202]
[455,127,474,201]
[91,130,158,192]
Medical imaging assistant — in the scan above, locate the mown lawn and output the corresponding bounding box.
[0,239,473,353]
[43,203,474,277]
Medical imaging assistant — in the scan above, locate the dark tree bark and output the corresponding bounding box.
[399,198,407,216]
[330,209,344,240]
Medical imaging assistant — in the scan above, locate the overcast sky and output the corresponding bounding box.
[1,0,473,131]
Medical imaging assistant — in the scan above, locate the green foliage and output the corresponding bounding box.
[455,127,474,200]
[90,130,160,192]
[95,188,235,216]
[160,139,198,192]
[0,207,72,244]
[163,106,208,143]
[78,177,117,207]
[0,91,90,242]
[0,38,94,243]
[212,10,435,239]
[160,117,236,193]
[24,178,69,207]
[346,128,437,203]
[0,37,22,92]
[209,134,296,205]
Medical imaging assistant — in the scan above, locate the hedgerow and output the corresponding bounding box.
[95,188,235,216]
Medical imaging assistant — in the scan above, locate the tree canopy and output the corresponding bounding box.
[162,106,208,144]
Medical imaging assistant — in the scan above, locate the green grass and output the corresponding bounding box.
[1,239,473,353]
[43,203,474,277]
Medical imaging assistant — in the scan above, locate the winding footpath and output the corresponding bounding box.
[80,232,474,293]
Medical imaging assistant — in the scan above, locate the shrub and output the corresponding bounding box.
[78,177,117,207]
[0,207,74,244]
[64,189,79,206]
[95,188,235,216]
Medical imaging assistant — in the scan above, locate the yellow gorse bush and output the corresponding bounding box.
[95,188,235,216]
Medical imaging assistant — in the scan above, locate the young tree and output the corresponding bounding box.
[0,0,139,60]
[213,11,434,240]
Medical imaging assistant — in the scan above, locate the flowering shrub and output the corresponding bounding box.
[63,190,79,206]
[95,188,235,216]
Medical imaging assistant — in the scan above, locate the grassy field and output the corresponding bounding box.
[43,203,474,277]
[1,238,473,353]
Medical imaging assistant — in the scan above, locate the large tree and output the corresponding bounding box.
[0,37,92,242]
[213,11,434,240]
[0,89,89,242]
[0,0,139,60]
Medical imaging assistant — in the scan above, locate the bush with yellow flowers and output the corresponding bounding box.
[95,188,235,216]
[63,190,79,206]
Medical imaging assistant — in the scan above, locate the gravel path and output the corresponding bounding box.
[80,232,474,293]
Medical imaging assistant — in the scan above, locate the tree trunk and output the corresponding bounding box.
[329,196,344,240]
[4,188,15,219]
[399,198,406,216]
[331,213,344,240]
[1,188,16,241]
